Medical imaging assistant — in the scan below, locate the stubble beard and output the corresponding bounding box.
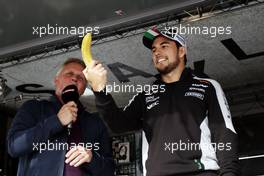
[156,55,180,75]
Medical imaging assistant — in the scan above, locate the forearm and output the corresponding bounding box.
[7,114,63,157]
[215,130,240,176]
[94,90,143,133]
[206,80,240,175]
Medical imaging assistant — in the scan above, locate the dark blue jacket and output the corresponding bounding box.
[7,96,115,176]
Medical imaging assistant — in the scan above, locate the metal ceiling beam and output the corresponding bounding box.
[0,0,263,68]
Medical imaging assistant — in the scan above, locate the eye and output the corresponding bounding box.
[76,75,86,83]
[161,44,168,48]
[64,72,74,77]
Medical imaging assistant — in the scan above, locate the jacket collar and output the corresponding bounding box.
[49,95,85,114]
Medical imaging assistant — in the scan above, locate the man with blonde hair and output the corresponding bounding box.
[8,58,114,176]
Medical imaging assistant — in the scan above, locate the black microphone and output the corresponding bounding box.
[61,84,80,135]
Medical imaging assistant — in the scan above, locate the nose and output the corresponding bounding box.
[71,75,78,82]
[153,48,161,58]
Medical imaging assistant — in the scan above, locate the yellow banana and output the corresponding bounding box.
[81,33,93,66]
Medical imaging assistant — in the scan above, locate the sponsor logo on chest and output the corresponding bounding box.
[145,95,160,110]
[184,92,204,100]
[185,83,207,100]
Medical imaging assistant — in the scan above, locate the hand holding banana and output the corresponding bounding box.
[81,33,107,92]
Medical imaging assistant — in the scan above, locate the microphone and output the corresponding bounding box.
[61,84,80,135]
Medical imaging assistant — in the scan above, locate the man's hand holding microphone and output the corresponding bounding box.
[57,101,78,127]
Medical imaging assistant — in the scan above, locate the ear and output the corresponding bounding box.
[178,46,186,59]
[54,76,58,86]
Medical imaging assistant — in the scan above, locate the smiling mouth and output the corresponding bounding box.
[156,58,167,64]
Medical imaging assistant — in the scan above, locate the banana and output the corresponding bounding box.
[81,33,93,66]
